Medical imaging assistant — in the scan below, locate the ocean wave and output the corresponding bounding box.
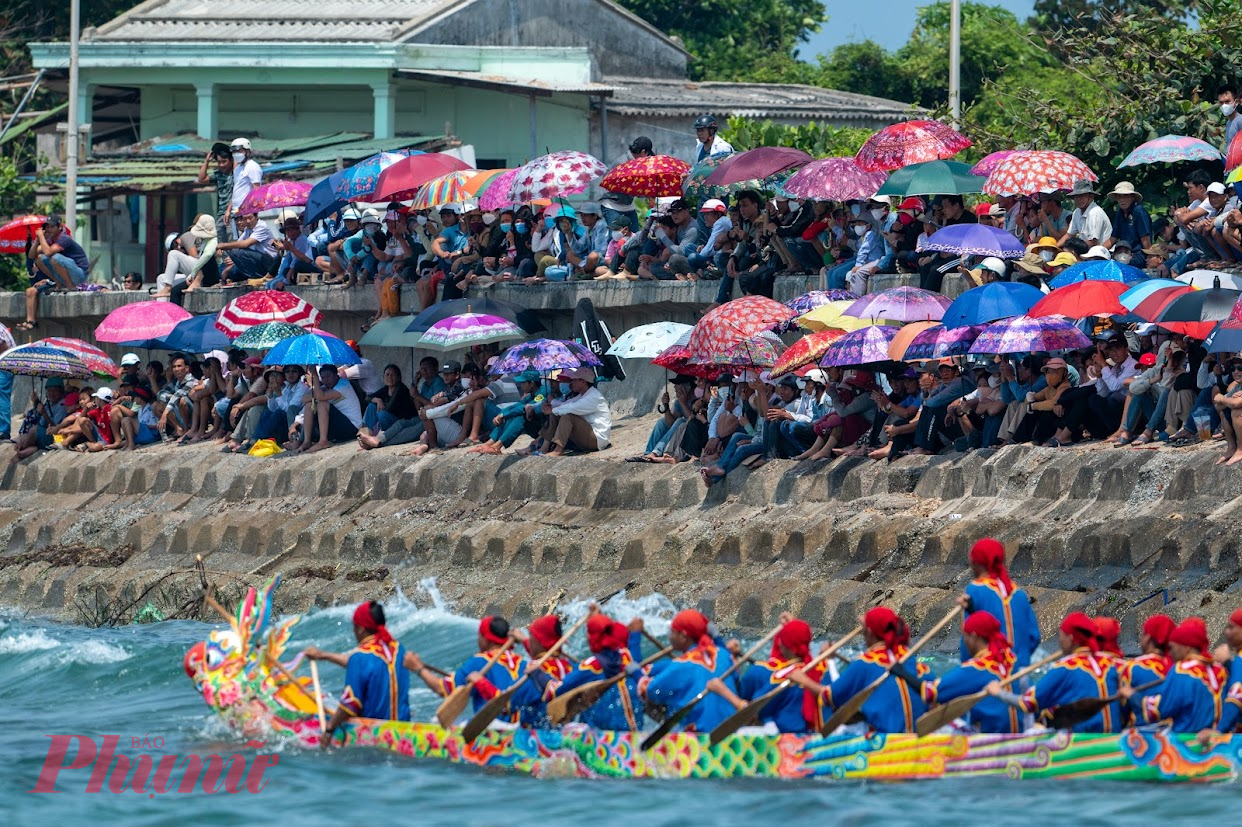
[0,629,131,664]
[0,629,60,654]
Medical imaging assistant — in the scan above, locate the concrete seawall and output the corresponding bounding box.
[1,439,1237,644]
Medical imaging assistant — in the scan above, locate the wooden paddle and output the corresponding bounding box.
[914,652,1059,736]
[708,625,863,746]
[819,605,964,736]
[309,659,329,736]
[546,646,674,726]
[640,623,782,751]
[460,612,592,742]
[1047,678,1161,730]
[434,636,517,728]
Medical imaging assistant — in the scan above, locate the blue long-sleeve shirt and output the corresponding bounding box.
[920,650,1019,733]
[738,658,812,733]
[339,637,410,721]
[1000,371,1046,404]
[443,650,527,718]
[1123,653,1170,722]
[962,577,1041,670]
[1139,658,1227,733]
[820,644,932,733]
[550,647,644,731]
[643,642,736,732]
[1217,656,1242,731]
[924,373,978,409]
[1018,649,1121,733]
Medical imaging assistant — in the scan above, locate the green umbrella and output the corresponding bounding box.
[357,315,426,348]
[231,321,308,349]
[874,160,986,197]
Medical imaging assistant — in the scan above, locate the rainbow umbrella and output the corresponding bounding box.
[417,313,526,351]
[236,180,312,216]
[477,168,521,211]
[0,343,93,379]
[968,315,1092,354]
[1119,135,1223,167]
[33,337,118,378]
[409,171,476,209]
[232,321,310,350]
[461,169,512,197]
[820,325,901,367]
[1119,278,1187,310]
[855,120,972,172]
[95,301,192,343]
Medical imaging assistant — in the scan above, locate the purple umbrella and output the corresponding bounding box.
[843,286,952,322]
[903,324,984,360]
[780,157,887,201]
[922,223,1026,258]
[969,150,1019,176]
[786,290,859,316]
[968,315,1092,355]
[490,338,602,375]
[703,147,813,187]
[820,325,900,367]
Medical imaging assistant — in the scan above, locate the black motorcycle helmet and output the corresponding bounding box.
[693,114,718,131]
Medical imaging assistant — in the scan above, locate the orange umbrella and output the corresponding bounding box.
[886,320,940,361]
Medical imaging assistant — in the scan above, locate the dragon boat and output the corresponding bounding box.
[185,577,1242,783]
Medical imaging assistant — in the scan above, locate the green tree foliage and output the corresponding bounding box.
[1030,0,1196,34]
[719,115,872,157]
[617,0,827,81]
[0,155,38,289]
[815,41,903,101]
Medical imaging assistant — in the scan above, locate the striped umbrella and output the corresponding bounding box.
[409,171,476,209]
[0,344,93,379]
[33,337,118,378]
[215,290,322,337]
[772,329,849,377]
[231,321,310,349]
[418,313,526,351]
[95,301,193,343]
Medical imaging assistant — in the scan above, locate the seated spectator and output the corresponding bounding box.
[179,355,224,445]
[120,271,144,291]
[10,378,69,462]
[996,355,1046,444]
[218,212,278,284]
[1106,182,1152,252]
[468,370,548,455]
[60,388,115,453]
[1060,179,1112,248]
[797,368,876,460]
[913,362,975,455]
[528,367,611,456]
[867,368,923,460]
[154,214,217,298]
[527,208,581,284]
[630,375,697,462]
[770,198,817,273]
[470,208,534,285]
[845,197,892,295]
[567,203,609,279]
[1017,358,1074,446]
[20,215,90,332]
[225,365,277,453]
[701,375,771,485]
[261,365,309,445]
[1214,356,1242,465]
[288,364,362,454]
[157,354,196,438]
[110,385,160,450]
[1115,347,1189,446]
[360,364,417,435]
[686,199,732,278]
[269,216,329,289]
[1061,333,1135,442]
[1170,169,1212,271]
[950,361,1006,449]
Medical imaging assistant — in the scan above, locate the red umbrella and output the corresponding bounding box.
[771,329,848,377]
[686,295,796,360]
[855,120,972,172]
[373,153,473,202]
[702,147,813,187]
[652,343,724,379]
[0,214,48,253]
[599,155,691,197]
[215,290,322,337]
[1028,281,1128,319]
[983,150,1097,196]
[1132,285,1194,322]
[1228,130,1242,172]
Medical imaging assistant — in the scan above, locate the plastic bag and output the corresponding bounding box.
[248,438,283,457]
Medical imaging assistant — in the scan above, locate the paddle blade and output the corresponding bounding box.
[435,686,473,728]
[915,691,983,737]
[640,690,704,751]
[547,677,613,726]
[819,674,883,735]
[708,685,782,746]
[460,684,519,743]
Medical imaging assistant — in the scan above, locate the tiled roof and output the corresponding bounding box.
[90,0,463,42]
[604,79,916,122]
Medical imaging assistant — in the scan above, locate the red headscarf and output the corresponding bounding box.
[1230,608,1242,628]
[1060,612,1098,650]
[526,615,562,654]
[478,616,507,646]
[671,609,713,649]
[969,537,1014,596]
[1142,614,1175,651]
[1094,617,1123,656]
[864,607,909,651]
[772,619,813,663]
[963,610,1011,661]
[586,614,629,654]
[353,601,393,645]
[1169,617,1210,656]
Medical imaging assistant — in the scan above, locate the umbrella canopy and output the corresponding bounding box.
[1131,285,1194,320]
[855,120,972,172]
[843,286,951,322]
[780,158,886,201]
[95,301,193,343]
[942,282,1047,329]
[797,300,896,332]
[691,331,784,369]
[0,214,48,253]
[875,160,986,197]
[598,155,691,197]
[332,150,419,201]
[459,169,512,197]
[772,329,849,377]
[785,290,858,317]
[902,324,984,361]
[1120,134,1223,167]
[215,290,322,337]
[303,174,348,225]
[820,325,901,367]
[0,344,93,379]
[373,153,473,202]
[1119,278,1188,310]
[0,323,14,352]
[983,150,1097,197]
[490,338,602,375]
[357,315,426,349]
[231,321,310,349]
[886,320,940,361]
[1156,281,1242,323]
[1204,320,1242,354]
[969,151,1018,176]
[236,180,312,216]
[262,333,361,367]
[686,295,795,359]
[406,296,545,334]
[146,314,232,352]
[1048,259,1146,289]
[1177,270,1242,290]
[652,342,724,379]
[921,223,1026,258]
[1229,130,1242,172]
[34,337,118,378]
[968,315,1092,354]
[509,151,607,202]
[606,322,694,359]
[1029,281,1128,319]
[477,169,522,211]
[408,170,476,210]
[418,313,526,351]
[703,147,813,187]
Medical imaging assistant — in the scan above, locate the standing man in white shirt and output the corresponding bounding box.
[694,115,733,163]
[229,138,263,238]
[1060,179,1112,248]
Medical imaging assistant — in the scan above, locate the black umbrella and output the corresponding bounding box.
[405,297,546,334]
[1156,276,1242,323]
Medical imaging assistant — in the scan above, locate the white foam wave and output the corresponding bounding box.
[0,630,60,654]
[0,630,129,664]
[64,640,131,664]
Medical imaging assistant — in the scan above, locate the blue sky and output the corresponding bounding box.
[801,0,1035,58]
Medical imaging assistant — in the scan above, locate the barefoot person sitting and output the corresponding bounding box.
[533,367,611,456]
[288,364,363,454]
[1214,357,1242,465]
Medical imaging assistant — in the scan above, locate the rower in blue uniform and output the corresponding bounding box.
[1122,614,1175,724]
[639,609,735,732]
[707,616,823,733]
[918,610,1019,733]
[1205,608,1242,740]
[408,616,526,718]
[547,613,644,730]
[510,614,573,727]
[960,538,1041,669]
[1122,617,1226,733]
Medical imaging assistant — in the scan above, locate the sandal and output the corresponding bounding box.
[15,320,36,331]
[1130,435,1153,446]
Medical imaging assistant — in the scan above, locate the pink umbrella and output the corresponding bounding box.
[95,301,192,343]
[781,157,887,201]
[215,290,323,337]
[478,168,521,211]
[983,150,1097,196]
[843,286,952,322]
[703,147,813,187]
[237,180,313,216]
[509,151,607,202]
[855,120,972,172]
[969,150,1018,176]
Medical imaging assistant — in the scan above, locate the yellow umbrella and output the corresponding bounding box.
[797,300,899,332]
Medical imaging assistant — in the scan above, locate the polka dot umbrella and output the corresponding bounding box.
[982,150,1097,197]
[855,120,972,173]
[599,155,691,198]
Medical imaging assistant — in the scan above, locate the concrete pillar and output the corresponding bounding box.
[76,82,95,128]
[371,82,395,140]
[194,82,218,139]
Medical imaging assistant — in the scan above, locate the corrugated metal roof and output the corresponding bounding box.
[96,132,373,159]
[397,69,619,97]
[604,80,916,122]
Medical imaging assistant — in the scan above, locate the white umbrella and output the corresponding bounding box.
[605,322,693,359]
[1176,270,1242,291]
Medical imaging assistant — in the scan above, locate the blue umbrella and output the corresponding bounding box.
[151,314,232,353]
[303,174,348,225]
[261,333,361,367]
[921,224,1025,258]
[941,282,1045,329]
[332,150,421,202]
[1119,278,1189,311]
[1048,259,1146,289]
[1205,320,1242,354]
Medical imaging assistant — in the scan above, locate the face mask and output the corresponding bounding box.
[851,224,869,237]
[558,382,571,395]
[482,213,497,226]
[231,153,245,164]
[870,208,886,220]
[1224,103,1236,117]
[897,213,913,225]
[415,216,428,226]
[1115,252,1132,264]
[515,222,528,234]
[469,221,484,234]
[693,387,705,399]
[1040,250,1054,262]
[500,222,512,233]
[850,203,863,217]
[719,388,731,400]
[988,376,1000,388]
[610,229,624,241]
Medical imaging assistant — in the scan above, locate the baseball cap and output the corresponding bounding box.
[243,355,263,366]
[1050,252,1078,268]
[974,203,994,218]
[440,360,462,373]
[979,257,1006,276]
[1207,182,1227,195]
[93,388,115,402]
[1138,352,1157,366]
[514,369,541,384]
[230,137,251,151]
[120,352,141,367]
[700,199,727,214]
[776,374,800,388]
[668,199,689,212]
[46,377,65,388]
[1042,357,1068,372]
[562,366,596,382]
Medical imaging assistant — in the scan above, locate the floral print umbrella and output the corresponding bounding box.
[1120,135,1223,168]
[509,151,607,203]
[490,338,602,375]
[215,290,322,337]
[968,315,1093,354]
[969,150,1019,176]
[477,168,522,211]
[902,324,985,361]
[842,286,952,322]
[231,321,309,350]
[0,344,93,379]
[606,321,694,359]
[599,155,692,197]
[690,331,784,369]
[34,337,118,378]
[686,295,795,361]
[819,324,901,367]
[771,329,849,377]
[236,180,313,216]
[781,158,887,201]
[855,120,972,173]
[332,150,418,202]
[1048,259,1146,289]
[786,290,859,316]
[418,313,526,351]
[652,343,725,379]
[922,223,1026,258]
[982,150,1097,197]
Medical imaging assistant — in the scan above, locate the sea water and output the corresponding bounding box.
[1,583,1233,826]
